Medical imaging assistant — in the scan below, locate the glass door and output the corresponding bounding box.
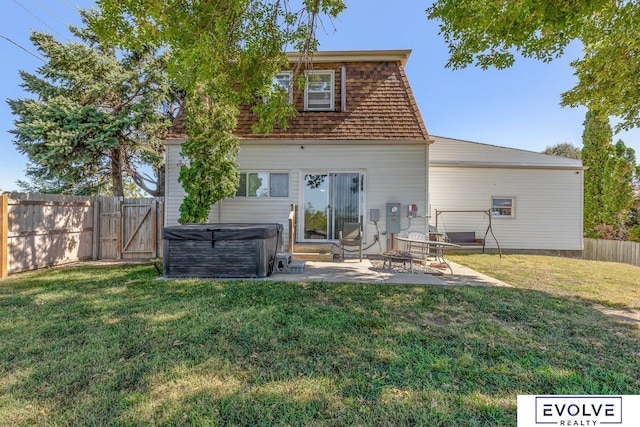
[302,172,364,241]
[303,174,329,240]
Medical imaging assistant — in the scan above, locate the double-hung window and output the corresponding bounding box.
[273,72,293,103]
[236,172,289,198]
[305,70,334,111]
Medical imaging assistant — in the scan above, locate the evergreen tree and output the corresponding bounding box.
[582,111,613,237]
[7,17,180,197]
[582,111,639,239]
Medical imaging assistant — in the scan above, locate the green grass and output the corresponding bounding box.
[1,261,639,426]
[447,254,640,309]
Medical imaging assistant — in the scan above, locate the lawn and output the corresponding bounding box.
[1,259,639,426]
[447,253,640,309]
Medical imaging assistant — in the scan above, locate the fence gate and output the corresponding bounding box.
[121,200,157,259]
[98,197,163,259]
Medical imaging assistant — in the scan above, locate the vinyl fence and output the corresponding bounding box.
[0,193,164,278]
[583,238,640,267]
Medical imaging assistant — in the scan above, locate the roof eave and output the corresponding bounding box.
[286,49,412,66]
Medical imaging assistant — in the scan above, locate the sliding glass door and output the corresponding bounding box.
[302,172,364,241]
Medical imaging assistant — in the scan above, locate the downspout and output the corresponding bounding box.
[425,142,430,233]
[341,65,347,112]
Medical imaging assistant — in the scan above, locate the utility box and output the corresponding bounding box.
[370,208,380,222]
[386,202,401,234]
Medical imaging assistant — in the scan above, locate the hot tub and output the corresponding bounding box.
[162,223,283,278]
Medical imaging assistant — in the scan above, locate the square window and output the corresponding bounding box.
[248,173,270,197]
[270,173,289,197]
[491,197,515,218]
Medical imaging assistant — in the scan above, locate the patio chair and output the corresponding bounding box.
[405,231,429,258]
[339,222,363,261]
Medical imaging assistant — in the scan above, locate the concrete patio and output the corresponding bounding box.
[268,258,510,287]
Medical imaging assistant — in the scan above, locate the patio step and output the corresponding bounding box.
[292,242,335,262]
[293,252,335,262]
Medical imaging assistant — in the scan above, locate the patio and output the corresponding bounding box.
[268,258,510,287]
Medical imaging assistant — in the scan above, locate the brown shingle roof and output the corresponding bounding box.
[166,50,429,142]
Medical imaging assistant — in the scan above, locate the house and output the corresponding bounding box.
[164,49,584,257]
[429,136,583,254]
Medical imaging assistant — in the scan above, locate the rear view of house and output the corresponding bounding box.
[165,50,432,256]
[164,49,584,257]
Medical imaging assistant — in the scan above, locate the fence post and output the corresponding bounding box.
[0,195,8,279]
[92,198,100,260]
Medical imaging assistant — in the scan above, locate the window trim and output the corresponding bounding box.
[235,171,290,199]
[304,70,335,111]
[491,197,515,218]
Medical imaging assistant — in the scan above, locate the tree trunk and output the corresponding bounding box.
[111,147,124,197]
[155,164,165,198]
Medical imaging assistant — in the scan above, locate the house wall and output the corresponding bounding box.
[165,141,430,253]
[429,165,584,250]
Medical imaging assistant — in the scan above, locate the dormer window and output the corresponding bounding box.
[305,70,334,111]
[273,72,293,103]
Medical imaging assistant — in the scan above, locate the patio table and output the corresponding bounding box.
[395,236,461,274]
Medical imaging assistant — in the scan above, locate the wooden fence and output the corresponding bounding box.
[583,238,640,267]
[0,194,164,278]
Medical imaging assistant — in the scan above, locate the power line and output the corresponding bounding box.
[0,33,45,61]
[11,0,67,40]
[58,0,79,13]
[33,0,69,27]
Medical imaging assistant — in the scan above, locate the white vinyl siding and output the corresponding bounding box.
[428,135,583,251]
[430,167,582,250]
[305,71,334,111]
[165,142,428,253]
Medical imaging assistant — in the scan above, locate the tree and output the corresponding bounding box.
[582,111,614,238]
[581,110,638,239]
[426,1,640,131]
[91,0,346,223]
[7,20,179,197]
[542,143,581,159]
[600,141,636,235]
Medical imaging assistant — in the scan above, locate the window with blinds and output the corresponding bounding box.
[305,71,334,111]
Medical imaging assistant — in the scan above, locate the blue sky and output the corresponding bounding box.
[2,0,639,192]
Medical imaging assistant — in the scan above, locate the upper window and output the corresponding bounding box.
[305,71,334,111]
[273,72,293,103]
[236,172,289,198]
[491,197,515,218]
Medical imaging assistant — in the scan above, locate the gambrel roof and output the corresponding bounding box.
[167,50,429,142]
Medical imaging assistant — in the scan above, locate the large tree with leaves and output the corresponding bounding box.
[7,20,179,197]
[542,143,581,159]
[427,0,640,131]
[91,0,346,223]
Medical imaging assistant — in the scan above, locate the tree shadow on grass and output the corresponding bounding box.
[1,264,639,426]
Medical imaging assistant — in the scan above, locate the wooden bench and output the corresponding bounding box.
[446,232,484,249]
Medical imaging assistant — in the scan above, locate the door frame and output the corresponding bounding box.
[298,170,366,243]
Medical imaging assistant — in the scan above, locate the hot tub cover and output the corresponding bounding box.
[163,223,281,242]
[162,223,283,278]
